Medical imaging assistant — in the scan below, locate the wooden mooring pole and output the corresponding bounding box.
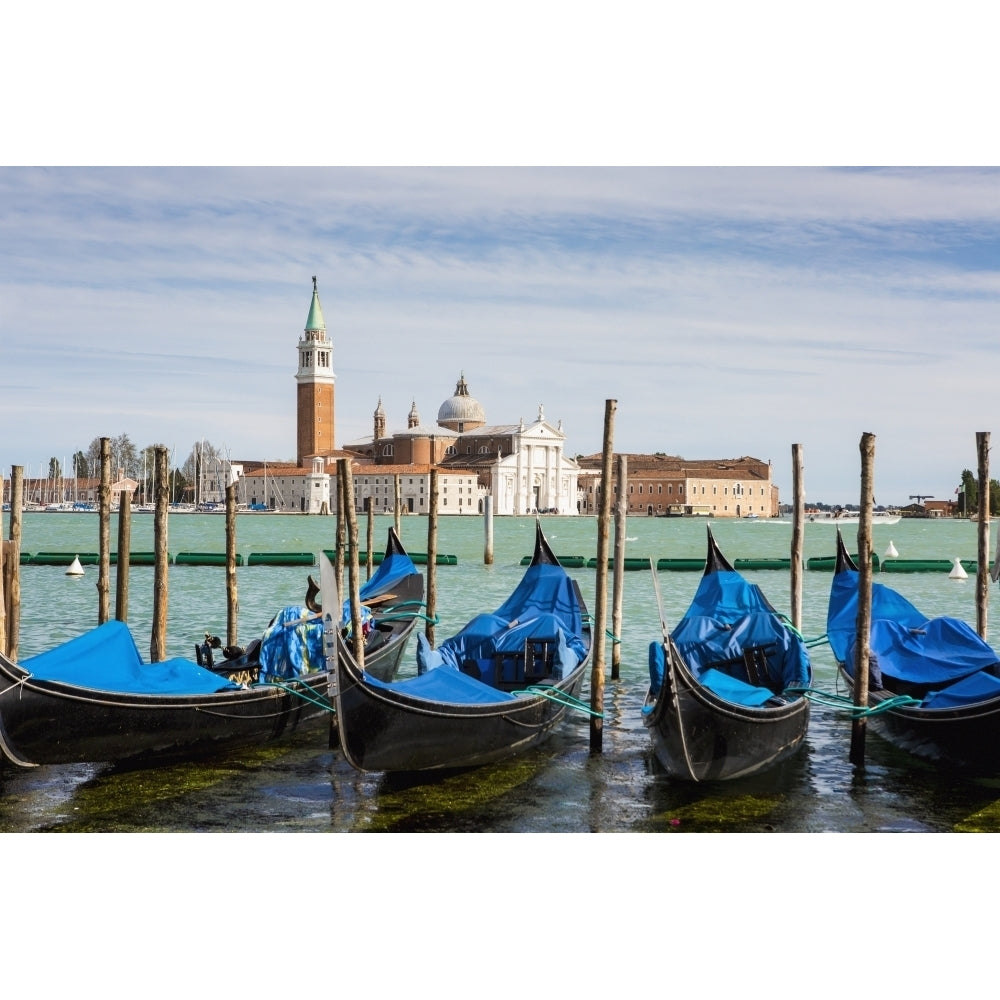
[611,453,627,680]
[483,494,494,565]
[115,489,132,622]
[590,399,616,753]
[790,444,804,629]
[425,468,439,649]
[850,432,876,768]
[366,497,374,580]
[339,459,364,669]
[5,466,23,660]
[335,464,346,607]
[98,438,111,625]
[976,431,990,640]
[150,446,169,663]
[226,476,239,648]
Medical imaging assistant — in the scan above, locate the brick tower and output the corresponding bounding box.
[295,276,336,466]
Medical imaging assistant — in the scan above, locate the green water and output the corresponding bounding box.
[3,510,1000,833]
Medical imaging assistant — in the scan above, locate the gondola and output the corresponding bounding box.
[642,526,812,781]
[827,528,1000,770]
[330,522,592,773]
[202,525,424,687]
[0,527,423,769]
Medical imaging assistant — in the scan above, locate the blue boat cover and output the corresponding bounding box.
[258,605,325,681]
[401,556,587,704]
[828,565,1000,688]
[260,546,418,680]
[359,547,418,603]
[668,568,811,693]
[20,620,239,695]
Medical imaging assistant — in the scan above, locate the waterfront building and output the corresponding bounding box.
[345,377,580,516]
[576,454,779,518]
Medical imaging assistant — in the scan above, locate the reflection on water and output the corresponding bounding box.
[3,513,1000,832]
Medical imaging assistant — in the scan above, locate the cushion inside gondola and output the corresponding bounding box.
[365,666,519,704]
[699,668,781,707]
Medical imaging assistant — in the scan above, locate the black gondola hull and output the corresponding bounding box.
[331,522,593,773]
[332,641,589,772]
[644,527,812,782]
[837,664,1000,770]
[0,659,331,767]
[644,649,809,781]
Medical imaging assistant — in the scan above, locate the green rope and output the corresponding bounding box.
[583,613,619,644]
[512,684,604,718]
[257,678,336,713]
[784,686,922,717]
[777,615,828,647]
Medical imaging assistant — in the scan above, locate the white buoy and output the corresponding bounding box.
[885,540,899,559]
[949,557,968,580]
[65,555,85,576]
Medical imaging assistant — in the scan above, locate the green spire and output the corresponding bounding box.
[305,275,326,331]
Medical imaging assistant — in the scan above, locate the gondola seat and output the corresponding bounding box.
[698,668,781,707]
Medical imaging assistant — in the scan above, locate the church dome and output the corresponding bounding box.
[437,373,485,430]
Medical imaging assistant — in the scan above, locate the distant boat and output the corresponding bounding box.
[808,509,901,525]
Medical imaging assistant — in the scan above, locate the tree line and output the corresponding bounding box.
[958,468,1000,516]
[42,436,231,505]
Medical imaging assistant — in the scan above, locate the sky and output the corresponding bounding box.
[4,6,1000,509]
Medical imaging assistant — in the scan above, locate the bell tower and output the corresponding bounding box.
[295,276,336,466]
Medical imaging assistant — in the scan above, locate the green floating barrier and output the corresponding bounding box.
[882,559,977,573]
[586,556,652,570]
[247,552,315,566]
[734,558,792,570]
[519,554,586,567]
[807,553,880,571]
[410,553,458,565]
[323,550,386,565]
[30,551,172,566]
[322,550,455,566]
[175,552,244,566]
[32,552,99,565]
[656,558,706,571]
[122,551,158,566]
[20,552,32,564]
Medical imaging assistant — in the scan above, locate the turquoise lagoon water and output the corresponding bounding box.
[3,510,1000,833]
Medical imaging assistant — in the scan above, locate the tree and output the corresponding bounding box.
[959,468,978,514]
[47,457,62,480]
[85,434,139,480]
[71,451,88,479]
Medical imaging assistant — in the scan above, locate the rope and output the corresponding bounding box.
[257,678,336,713]
[777,615,828,647]
[784,686,922,717]
[583,613,619,644]
[512,684,604,718]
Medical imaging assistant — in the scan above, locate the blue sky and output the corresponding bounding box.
[4,165,1000,506]
[4,7,1000,507]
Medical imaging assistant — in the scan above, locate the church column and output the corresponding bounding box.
[525,444,534,513]
[514,433,523,516]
